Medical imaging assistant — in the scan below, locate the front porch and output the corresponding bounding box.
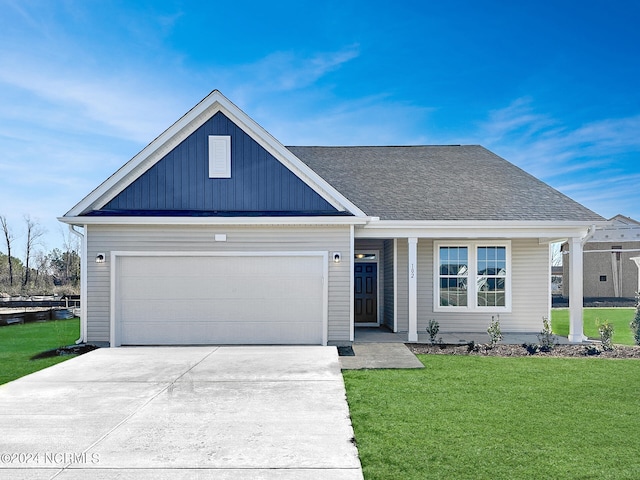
[352,230,589,345]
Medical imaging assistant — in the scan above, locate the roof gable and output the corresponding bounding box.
[96,111,338,215]
[65,90,365,218]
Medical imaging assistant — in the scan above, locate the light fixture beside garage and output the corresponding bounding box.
[95,253,106,263]
[333,252,341,263]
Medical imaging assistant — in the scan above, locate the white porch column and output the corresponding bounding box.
[568,236,585,343]
[408,237,418,342]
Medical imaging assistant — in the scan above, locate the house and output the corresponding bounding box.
[59,90,605,346]
[562,214,640,301]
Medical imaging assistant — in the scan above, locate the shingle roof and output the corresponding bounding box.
[287,145,604,222]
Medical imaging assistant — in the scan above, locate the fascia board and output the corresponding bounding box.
[57,216,370,226]
[355,220,607,239]
[65,90,365,218]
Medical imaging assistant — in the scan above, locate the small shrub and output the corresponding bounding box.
[537,316,558,352]
[631,303,640,346]
[426,319,442,345]
[523,343,540,355]
[467,340,478,352]
[583,344,601,356]
[597,319,615,351]
[487,315,503,348]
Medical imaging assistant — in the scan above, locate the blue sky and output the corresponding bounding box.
[1,0,639,256]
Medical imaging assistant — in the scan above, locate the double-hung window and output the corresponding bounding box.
[435,241,511,312]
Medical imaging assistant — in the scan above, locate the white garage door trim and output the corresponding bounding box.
[109,251,329,346]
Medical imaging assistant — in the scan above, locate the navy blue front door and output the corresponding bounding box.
[355,263,377,324]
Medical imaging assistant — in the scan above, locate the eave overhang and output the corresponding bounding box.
[58,215,371,227]
[354,219,610,240]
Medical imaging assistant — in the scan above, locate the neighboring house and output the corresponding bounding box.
[562,214,640,299]
[59,90,605,346]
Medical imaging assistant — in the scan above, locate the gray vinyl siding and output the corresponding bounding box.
[383,239,395,330]
[86,224,352,344]
[391,238,549,333]
[416,238,549,332]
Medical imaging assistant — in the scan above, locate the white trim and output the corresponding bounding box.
[393,238,398,333]
[59,215,369,226]
[349,225,355,342]
[433,240,512,313]
[354,249,380,327]
[109,250,329,347]
[356,220,605,239]
[408,238,418,342]
[64,90,366,218]
[568,238,585,343]
[208,135,231,178]
[548,243,553,328]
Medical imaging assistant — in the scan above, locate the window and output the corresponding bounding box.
[435,242,511,312]
[600,275,607,282]
[476,246,507,307]
[438,246,468,307]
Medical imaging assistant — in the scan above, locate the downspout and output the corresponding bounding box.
[68,224,87,344]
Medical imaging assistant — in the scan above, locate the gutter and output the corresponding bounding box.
[68,225,87,345]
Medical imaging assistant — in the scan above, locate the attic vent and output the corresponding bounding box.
[208,135,231,178]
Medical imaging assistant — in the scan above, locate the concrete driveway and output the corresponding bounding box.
[0,346,363,479]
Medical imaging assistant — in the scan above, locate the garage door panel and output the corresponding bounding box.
[121,320,322,345]
[116,255,325,345]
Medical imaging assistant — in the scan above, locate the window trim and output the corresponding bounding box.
[433,240,512,313]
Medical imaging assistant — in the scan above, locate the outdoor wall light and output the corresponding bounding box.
[95,253,106,263]
[333,252,341,263]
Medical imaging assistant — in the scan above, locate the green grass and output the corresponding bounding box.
[0,318,80,385]
[344,355,640,480]
[552,308,637,345]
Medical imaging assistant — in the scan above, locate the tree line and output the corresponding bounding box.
[1,214,80,296]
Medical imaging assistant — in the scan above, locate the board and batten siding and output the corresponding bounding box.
[393,238,550,333]
[86,224,352,344]
[102,112,337,213]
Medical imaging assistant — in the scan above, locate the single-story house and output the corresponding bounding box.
[59,90,605,346]
[562,214,640,300]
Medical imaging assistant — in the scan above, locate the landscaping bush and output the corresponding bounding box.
[630,303,640,346]
[537,316,557,352]
[426,319,441,345]
[597,319,615,351]
[487,315,502,347]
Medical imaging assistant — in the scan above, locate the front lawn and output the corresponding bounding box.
[552,308,636,345]
[344,355,640,480]
[0,318,80,385]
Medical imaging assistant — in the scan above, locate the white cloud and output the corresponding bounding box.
[475,98,640,220]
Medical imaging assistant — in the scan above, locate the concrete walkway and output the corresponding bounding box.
[339,343,424,370]
[0,346,363,480]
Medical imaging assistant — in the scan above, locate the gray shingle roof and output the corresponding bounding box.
[287,145,604,222]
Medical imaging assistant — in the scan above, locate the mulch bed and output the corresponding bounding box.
[30,344,100,360]
[407,343,640,359]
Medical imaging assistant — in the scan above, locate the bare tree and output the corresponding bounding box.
[0,214,15,286]
[23,215,45,287]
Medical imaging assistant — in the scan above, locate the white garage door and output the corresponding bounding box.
[114,254,326,345]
